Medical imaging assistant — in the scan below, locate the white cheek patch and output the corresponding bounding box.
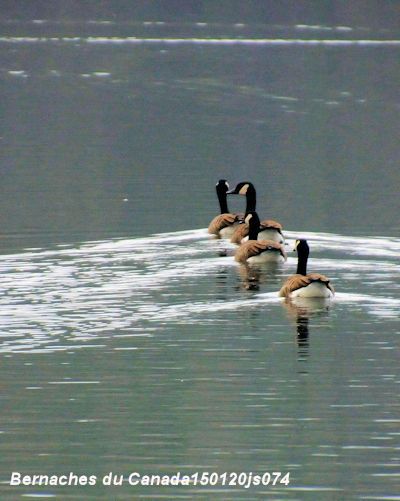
[225,181,230,189]
[239,184,249,195]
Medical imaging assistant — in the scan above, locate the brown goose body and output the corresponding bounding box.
[279,240,334,298]
[208,213,242,237]
[235,239,287,264]
[234,212,287,264]
[279,273,334,298]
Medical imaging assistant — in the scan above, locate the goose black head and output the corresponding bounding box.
[294,240,310,275]
[227,182,254,196]
[245,211,261,240]
[215,180,230,214]
[216,179,230,194]
[245,211,260,226]
[228,182,257,215]
[294,239,310,255]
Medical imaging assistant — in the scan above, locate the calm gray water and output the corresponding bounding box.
[1,8,400,500]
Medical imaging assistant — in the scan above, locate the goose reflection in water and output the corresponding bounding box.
[296,315,310,359]
[235,262,282,291]
[215,267,230,300]
[282,297,332,361]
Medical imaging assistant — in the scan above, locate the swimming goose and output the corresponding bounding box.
[208,180,243,238]
[227,182,284,245]
[231,218,284,245]
[279,239,334,298]
[235,212,287,264]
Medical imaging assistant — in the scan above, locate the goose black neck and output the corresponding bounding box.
[297,249,309,275]
[217,186,229,214]
[248,213,260,240]
[245,184,256,215]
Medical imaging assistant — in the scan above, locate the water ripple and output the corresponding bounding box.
[0,228,399,352]
[1,36,400,46]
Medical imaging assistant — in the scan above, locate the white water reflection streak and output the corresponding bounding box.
[0,228,399,353]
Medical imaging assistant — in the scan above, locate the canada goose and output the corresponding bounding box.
[279,239,334,298]
[227,182,284,245]
[208,180,243,238]
[234,212,287,264]
[231,218,283,245]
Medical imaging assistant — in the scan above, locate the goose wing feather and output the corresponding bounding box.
[230,223,248,244]
[208,213,240,235]
[260,219,283,232]
[235,240,286,263]
[279,273,334,297]
[307,273,335,294]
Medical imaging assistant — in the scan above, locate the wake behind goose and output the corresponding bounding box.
[1,229,399,353]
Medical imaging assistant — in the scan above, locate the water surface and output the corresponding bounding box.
[1,12,399,500]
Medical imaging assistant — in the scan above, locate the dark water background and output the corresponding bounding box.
[0,3,399,500]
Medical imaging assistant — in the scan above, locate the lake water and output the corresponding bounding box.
[1,8,400,500]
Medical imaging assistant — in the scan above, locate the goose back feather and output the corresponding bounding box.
[279,273,334,298]
[235,239,287,264]
[208,213,242,237]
